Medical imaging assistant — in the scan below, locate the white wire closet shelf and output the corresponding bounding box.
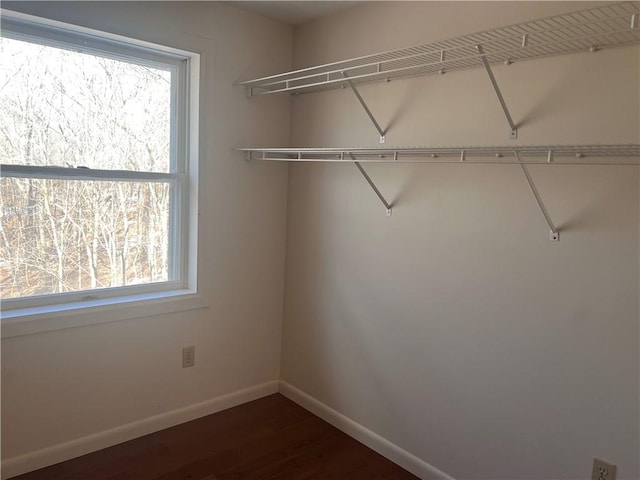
[239,2,640,95]
[239,145,640,164]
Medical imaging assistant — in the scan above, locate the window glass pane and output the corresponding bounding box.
[0,177,171,299]
[0,37,171,173]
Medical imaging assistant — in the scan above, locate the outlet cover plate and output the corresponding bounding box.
[182,345,195,368]
[592,458,617,480]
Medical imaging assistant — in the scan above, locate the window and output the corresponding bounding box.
[0,11,200,329]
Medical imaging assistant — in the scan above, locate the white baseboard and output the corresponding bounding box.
[3,381,453,480]
[1,380,279,480]
[279,381,455,480]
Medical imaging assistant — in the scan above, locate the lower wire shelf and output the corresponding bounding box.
[238,144,640,165]
[238,144,639,239]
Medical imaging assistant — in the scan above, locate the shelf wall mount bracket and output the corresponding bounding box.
[341,71,387,144]
[349,153,392,216]
[514,151,559,241]
[476,45,518,140]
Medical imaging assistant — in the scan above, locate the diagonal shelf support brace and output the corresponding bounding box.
[342,71,386,143]
[476,45,518,140]
[514,151,559,241]
[349,153,392,216]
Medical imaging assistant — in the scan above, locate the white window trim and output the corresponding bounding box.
[0,10,204,337]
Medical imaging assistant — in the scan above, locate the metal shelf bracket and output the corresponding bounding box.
[514,151,559,241]
[341,72,387,144]
[476,45,518,140]
[349,153,392,215]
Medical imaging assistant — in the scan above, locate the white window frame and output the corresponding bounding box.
[0,10,203,337]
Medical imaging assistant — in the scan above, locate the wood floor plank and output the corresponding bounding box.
[9,394,418,480]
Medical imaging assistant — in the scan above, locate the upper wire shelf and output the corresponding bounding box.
[239,2,640,95]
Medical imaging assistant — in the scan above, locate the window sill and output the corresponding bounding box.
[1,290,209,338]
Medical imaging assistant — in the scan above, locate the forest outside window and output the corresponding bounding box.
[0,12,200,325]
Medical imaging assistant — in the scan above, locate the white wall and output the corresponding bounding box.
[2,2,639,479]
[282,2,640,479]
[1,1,291,477]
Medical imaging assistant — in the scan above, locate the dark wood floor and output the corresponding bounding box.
[11,393,418,480]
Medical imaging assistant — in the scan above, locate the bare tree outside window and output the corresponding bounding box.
[0,36,174,300]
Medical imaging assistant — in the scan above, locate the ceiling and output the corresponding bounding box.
[229,1,360,25]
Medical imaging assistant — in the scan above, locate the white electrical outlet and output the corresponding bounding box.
[182,345,195,368]
[592,458,617,480]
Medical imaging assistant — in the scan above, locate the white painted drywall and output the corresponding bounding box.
[282,2,640,479]
[1,0,291,475]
